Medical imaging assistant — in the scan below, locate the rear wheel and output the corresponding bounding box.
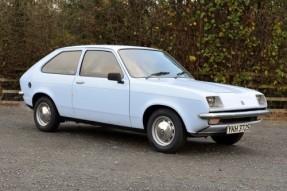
[34,97,60,132]
[147,109,186,153]
[211,133,244,145]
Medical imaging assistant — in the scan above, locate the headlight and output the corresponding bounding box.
[206,96,223,107]
[256,95,267,106]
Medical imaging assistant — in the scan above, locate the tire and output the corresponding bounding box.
[34,97,60,132]
[211,133,244,145]
[147,109,186,153]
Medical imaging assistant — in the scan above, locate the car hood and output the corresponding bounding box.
[170,78,253,94]
[131,78,263,111]
[136,78,255,95]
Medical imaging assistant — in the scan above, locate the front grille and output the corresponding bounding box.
[219,117,258,125]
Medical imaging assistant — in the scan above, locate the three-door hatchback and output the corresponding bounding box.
[20,45,269,153]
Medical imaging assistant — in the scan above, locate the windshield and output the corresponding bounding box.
[118,49,193,78]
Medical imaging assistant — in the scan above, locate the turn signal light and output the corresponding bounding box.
[209,118,220,125]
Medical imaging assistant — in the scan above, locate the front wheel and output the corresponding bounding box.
[211,133,244,145]
[34,97,60,132]
[147,109,186,153]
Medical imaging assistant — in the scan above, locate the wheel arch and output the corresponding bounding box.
[142,105,187,133]
[32,93,54,108]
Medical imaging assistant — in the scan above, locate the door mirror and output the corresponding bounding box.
[107,73,124,84]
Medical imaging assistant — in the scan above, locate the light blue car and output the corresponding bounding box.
[20,45,269,153]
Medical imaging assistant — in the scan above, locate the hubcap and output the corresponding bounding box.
[152,116,175,146]
[36,102,51,126]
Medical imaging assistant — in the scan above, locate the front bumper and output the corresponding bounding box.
[199,109,270,119]
[195,109,270,136]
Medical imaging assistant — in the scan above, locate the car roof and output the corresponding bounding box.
[57,45,158,52]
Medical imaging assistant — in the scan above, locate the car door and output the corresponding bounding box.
[72,50,131,127]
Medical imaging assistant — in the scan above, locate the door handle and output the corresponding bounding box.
[76,81,85,85]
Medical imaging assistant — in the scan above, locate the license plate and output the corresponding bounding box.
[227,123,250,134]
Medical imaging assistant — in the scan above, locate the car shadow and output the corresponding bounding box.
[181,138,255,156]
[57,122,149,145]
[56,122,256,156]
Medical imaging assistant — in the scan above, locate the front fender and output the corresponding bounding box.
[130,92,209,133]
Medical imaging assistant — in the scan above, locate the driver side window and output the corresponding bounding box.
[80,50,123,78]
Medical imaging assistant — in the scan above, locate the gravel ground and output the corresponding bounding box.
[0,103,286,191]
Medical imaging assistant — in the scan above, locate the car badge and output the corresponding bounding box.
[241,101,245,105]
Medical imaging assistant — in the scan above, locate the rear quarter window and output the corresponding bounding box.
[42,51,82,75]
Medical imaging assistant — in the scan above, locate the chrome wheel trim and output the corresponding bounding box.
[152,116,175,146]
[36,102,51,126]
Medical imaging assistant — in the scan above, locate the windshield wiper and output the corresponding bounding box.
[146,72,170,79]
[175,71,186,79]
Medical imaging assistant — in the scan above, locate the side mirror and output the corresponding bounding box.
[107,73,124,84]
